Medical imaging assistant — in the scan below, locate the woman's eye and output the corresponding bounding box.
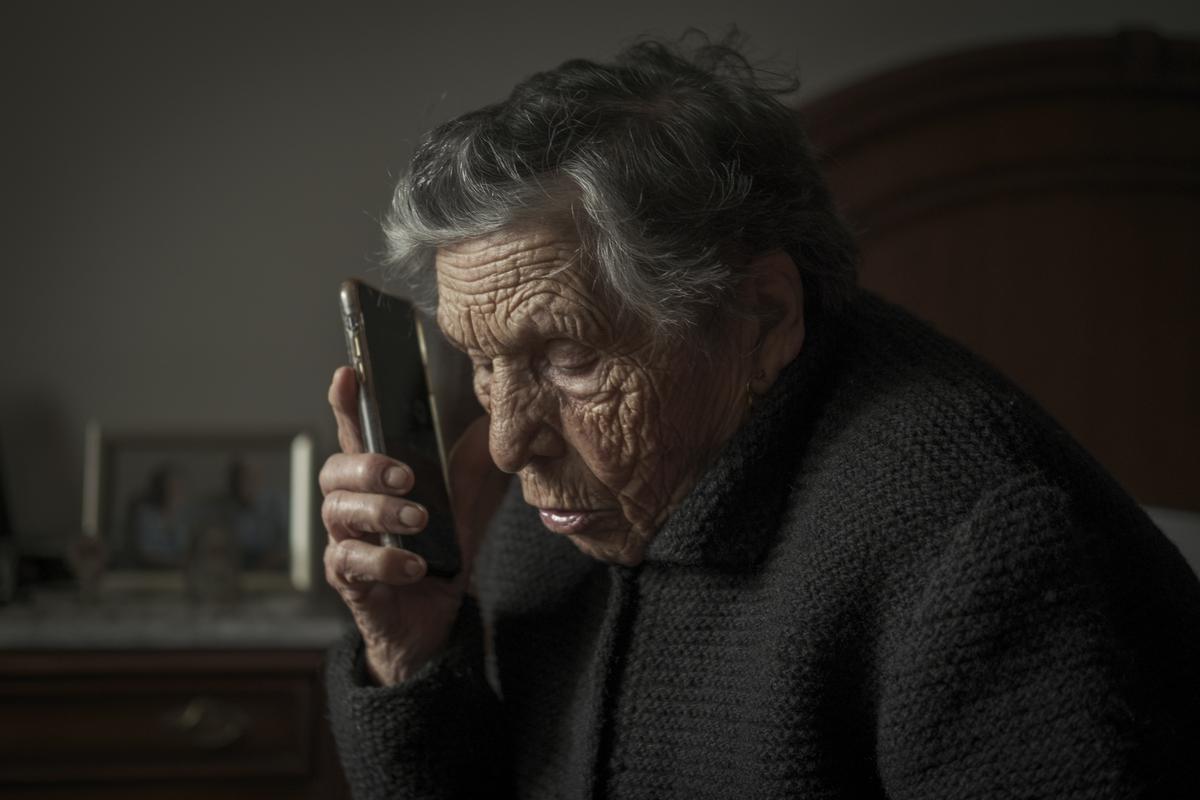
[545,340,597,373]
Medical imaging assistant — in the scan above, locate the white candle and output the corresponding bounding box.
[289,432,314,591]
[81,421,101,538]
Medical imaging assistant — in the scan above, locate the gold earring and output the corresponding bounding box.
[746,370,766,411]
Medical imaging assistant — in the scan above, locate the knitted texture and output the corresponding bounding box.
[327,292,1200,799]
[325,596,509,797]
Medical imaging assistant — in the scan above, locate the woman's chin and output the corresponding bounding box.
[564,528,646,567]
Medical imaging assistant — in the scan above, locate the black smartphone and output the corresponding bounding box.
[338,279,461,578]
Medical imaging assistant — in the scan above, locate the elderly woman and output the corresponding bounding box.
[321,38,1199,799]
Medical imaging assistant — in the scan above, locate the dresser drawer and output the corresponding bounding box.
[0,651,323,785]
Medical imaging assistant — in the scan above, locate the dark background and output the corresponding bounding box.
[3,0,1198,559]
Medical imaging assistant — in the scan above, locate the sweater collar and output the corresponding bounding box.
[641,309,842,570]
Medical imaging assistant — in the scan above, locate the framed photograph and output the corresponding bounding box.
[81,424,314,594]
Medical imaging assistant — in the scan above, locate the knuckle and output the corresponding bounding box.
[333,541,356,578]
[349,493,385,535]
[328,491,398,538]
[321,491,347,531]
[320,454,357,494]
[318,457,338,494]
[362,496,387,533]
[322,454,391,495]
[357,454,396,493]
[323,546,348,591]
[352,458,375,486]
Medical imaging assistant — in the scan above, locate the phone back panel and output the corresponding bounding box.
[347,282,461,577]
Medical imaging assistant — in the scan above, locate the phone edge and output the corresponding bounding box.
[339,279,402,549]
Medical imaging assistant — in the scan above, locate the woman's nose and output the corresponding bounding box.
[486,367,562,473]
[489,413,535,474]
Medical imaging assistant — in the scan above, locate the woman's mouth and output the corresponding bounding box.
[537,509,595,534]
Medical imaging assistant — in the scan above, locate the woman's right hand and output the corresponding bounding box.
[321,366,506,686]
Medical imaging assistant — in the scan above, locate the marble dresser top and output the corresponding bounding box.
[0,590,351,650]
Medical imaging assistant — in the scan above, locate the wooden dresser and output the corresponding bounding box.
[801,30,1200,513]
[0,593,352,799]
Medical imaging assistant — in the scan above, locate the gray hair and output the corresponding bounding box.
[383,32,858,337]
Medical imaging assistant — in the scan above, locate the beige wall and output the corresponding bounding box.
[4,0,1199,554]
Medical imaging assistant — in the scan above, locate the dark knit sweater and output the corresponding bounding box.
[327,292,1200,799]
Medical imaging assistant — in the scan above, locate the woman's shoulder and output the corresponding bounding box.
[806,292,1098,509]
[777,292,1156,571]
[774,291,1197,605]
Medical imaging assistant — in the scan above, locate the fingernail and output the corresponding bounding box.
[399,504,425,527]
[404,558,424,578]
[384,466,411,490]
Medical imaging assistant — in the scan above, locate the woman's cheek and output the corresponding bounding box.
[559,376,639,474]
[602,371,663,467]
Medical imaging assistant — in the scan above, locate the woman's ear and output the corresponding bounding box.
[742,250,805,392]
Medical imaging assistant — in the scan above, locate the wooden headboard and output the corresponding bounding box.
[802,31,1200,511]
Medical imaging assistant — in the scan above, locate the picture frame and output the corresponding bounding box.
[81,424,314,594]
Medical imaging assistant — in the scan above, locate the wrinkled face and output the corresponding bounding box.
[435,227,751,565]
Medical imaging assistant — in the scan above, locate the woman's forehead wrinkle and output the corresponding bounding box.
[555,311,584,342]
[516,288,575,337]
[498,280,615,350]
[438,235,568,313]
[437,231,616,351]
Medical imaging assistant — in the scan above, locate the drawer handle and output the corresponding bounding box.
[165,696,249,750]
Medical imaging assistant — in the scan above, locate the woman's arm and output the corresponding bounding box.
[876,474,1200,798]
[325,596,511,799]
